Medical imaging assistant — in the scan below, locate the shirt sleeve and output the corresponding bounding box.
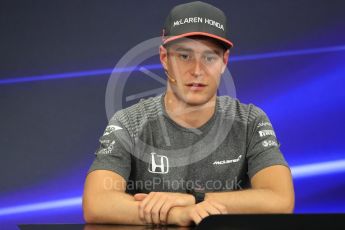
[87,113,133,182]
[246,105,289,179]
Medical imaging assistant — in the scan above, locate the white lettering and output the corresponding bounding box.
[257,121,272,128]
[172,17,224,31]
[213,155,242,165]
[258,130,276,137]
[204,18,224,31]
[262,140,278,147]
[173,17,203,27]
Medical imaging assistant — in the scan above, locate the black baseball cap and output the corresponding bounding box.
[162,1,233,49]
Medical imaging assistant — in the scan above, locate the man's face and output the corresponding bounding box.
[160,37,230,106]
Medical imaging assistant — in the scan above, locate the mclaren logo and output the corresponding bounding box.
[213,155,242,165]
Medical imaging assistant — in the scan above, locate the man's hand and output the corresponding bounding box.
[134,192,195,225]
[178,200,228,226]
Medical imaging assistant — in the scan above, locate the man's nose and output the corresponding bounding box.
[191,58,203,77]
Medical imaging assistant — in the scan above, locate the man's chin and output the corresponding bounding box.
[184,95,215,107]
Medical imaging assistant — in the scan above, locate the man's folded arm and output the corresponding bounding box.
[82,170,182,225]
[204,165,295,213]
[204,105,294,214]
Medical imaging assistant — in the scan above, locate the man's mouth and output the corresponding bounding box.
[186,83,207,87]
[185,83,207,90]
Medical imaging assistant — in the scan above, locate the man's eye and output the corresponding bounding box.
[204,55,218,63]
[178,54,190,61]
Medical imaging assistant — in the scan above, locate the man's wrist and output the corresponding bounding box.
[185,193,196,204]
[169,206,193,226]
[186,188,205,204]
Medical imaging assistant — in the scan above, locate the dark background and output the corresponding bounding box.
[1,0,345,229]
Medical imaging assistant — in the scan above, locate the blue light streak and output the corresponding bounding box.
[291,159,345,179]
[1,45,344,85]
[0,64,162,85]
[230,45,345,62]
[0,197,81,216]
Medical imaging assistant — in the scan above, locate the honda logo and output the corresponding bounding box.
[148,152,169,174]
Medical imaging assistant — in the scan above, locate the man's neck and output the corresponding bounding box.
[164,91,217,129]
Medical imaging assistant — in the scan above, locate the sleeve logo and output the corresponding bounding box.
[258,130,276,137]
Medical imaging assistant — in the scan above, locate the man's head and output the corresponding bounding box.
[160,1,232,106]
[160,36,229,106]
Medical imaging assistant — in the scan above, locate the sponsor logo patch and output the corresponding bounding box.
[258,129,276,137]
[148,152,169,174]
[262,140,278,147]
[257,121,272,128]
[103,125,123,136]
[213,155,242,165]
[98,140,116,154]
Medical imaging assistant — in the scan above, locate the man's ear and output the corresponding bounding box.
[221,49,230,74]
[159,45,168,70]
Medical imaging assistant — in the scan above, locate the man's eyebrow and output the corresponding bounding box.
[173,46,222,55]
[204,49,222,56]
[174,47,193,52]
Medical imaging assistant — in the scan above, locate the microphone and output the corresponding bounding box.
[164,69,177,83]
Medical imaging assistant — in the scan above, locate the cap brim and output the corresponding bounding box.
[162,31,233,49]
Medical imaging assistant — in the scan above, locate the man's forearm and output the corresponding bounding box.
[83,191,182,225]
[205,189,294,214]
[83,190,144,224]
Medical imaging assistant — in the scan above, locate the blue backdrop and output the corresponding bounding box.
[1,0,344,229]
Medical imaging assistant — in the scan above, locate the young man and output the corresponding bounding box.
[83,1,294,226]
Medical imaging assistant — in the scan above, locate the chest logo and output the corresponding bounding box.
[213,155,242,165]
[148,152,169,174]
